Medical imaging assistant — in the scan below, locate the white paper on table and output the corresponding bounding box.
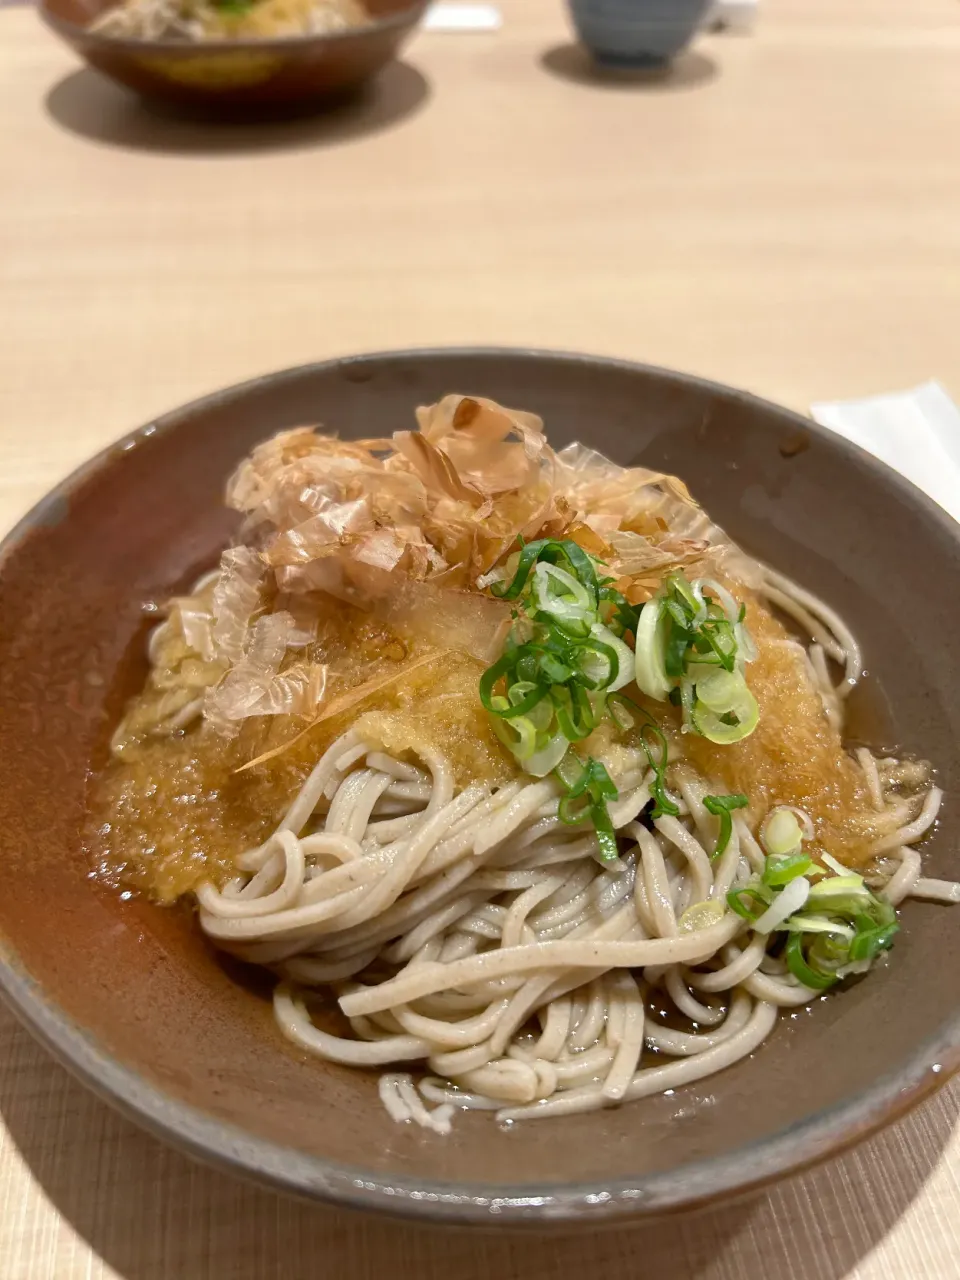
[423,3,502,32]
[810,381,960,525]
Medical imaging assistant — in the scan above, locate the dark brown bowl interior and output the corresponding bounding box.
[1,349,959,1227]
[39,0,427,113]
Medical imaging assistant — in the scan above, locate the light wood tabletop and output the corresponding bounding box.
[2,0,960,1276]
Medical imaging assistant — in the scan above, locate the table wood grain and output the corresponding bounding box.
[2,0,960,1275]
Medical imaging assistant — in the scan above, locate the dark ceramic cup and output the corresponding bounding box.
[567,0,713,66]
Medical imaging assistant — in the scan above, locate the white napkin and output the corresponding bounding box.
[810,381,960,525]
[423,3,502,31]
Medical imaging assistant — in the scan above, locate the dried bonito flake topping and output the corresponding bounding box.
[223,395,722,598]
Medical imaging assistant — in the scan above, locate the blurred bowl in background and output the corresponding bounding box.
[38,0,428,116]
[566,0,713,67]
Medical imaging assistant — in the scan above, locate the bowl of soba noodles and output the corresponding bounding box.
[1,348,959,1225]
[38,0,427,113]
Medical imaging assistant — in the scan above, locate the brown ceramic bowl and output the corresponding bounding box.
[39,0,427,114]
[1,349,959,1227]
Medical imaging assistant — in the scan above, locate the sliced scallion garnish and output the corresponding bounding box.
[639,720,679,819]
[491,538,601,605]
[730,854,900,986]
[762,851,812,886]
[726,883,772,922]
[762,807,806,857]
[848,920,899,962]
[678,900,726,932]
[555,755,620,863]
[703,792,750,858]
[633,572,759,746]
[481,538,673,853]
[785,931,838,990]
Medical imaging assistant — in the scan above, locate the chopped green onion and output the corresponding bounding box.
[490,712,537,761]
[550,684,596,742]
[821,851,855,878]
[730,849,901,990]
[607,693,635,732]
[479,654,547,720]
[785,932,838,990]
[726,883,772,922]
[703,793,750,858]
[869,895,897,929]
[530,563,593,638]
[532,562,591,611]
[640,721,679,819]
[671,573,703,617]
[695,669,745,713]
[574,635,621,690]
[782,914,856,939]
[762,852,812,886]
[633,572,759,746]
[634,598,672,701]
[808,873,865,895]
[809,931,854,963]
[805,879,873,916]
[678,900,726,932]
[491,539,601,606]
[554,751,583,789]
[599,585,640,638]
[665,616,692,679]
[753,874,810,933]
[558,792,591,824]
[524,732,571,778]
[561,755,618,804]
[481,545,755,865]
[848,921,899,962]
[509,683,554,731]
[691,682,759,745]
[555,755,620,862]
[590,624,635,692]
[762,808,805,857]
[591,794,620,864]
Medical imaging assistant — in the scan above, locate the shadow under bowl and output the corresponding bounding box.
[567,0,713,65]
[38,0,428,115]
[1,348,960,1227]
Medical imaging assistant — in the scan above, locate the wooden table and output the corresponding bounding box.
[2,0,960,1275]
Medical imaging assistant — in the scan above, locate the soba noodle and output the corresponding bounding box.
[92,395,955,1132]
